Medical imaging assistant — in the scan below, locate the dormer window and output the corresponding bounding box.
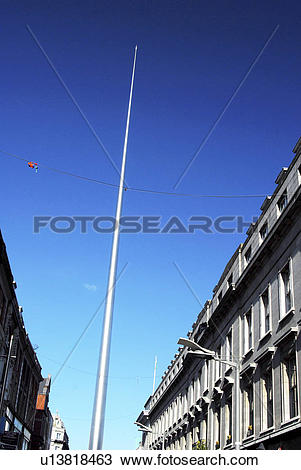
[277,190,287,215]
[260,222,268,242]
[245,247,251,266]
[227,274,233,288]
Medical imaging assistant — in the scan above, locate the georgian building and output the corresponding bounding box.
[136,137,301,450]
[50,411,69,450]
[0,230,44,449]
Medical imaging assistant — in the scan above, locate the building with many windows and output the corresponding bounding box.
[136,137,301,450]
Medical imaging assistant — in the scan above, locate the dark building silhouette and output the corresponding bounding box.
[0,231,47,449]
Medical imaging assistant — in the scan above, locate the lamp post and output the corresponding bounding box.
[178,337,241,450]
[134,422,165,450]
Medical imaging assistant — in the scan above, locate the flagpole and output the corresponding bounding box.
[152,356,157,395]
[89,45,138,450]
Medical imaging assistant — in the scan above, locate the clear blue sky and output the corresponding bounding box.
[0,0,300,449]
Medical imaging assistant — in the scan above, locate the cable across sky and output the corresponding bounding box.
[0,148,270,199]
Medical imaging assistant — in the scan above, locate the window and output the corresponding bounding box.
[203,360,209,390]
[4,420,11,432]
[178,395,182,420]
[195,371,201,402]
[245,247,251,266]
[189,381,194,407]
[186,429,193,450]
[227,274,233,288]
[162,412,165,433]
[244,382,254,436]
[168,405,172,428]
[184,387,189,414]
[172,401,176,425]
[22,438,29,450]
[279,261,293,318]
[4,408,13,432]
[14,418,22,433]
[277,190,287,215]
[260,222,268,242]
[169,405,172,427]
[200,407,208,445]
[260,287,271,337]
[244,310,253,353]
[225,395,232,445]
[0,286,7,327]
[218,292,223,304]
[225,330,232,362]
[261,365,273,430]
[281,354,298,422]
[214,406,221,449]
[215,345,222,380]
[56,432,61,440]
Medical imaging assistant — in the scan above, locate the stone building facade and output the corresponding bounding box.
[50,411,69,450]
[136,137,301,450]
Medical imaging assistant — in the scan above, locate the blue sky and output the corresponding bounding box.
[0,0,301,449]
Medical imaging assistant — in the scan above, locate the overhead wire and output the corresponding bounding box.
[0,148,119,189]
[39,353,153,380]
[0,148,270,199]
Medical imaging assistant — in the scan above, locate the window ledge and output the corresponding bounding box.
[223,443,233,450]
[280,416,300,428]
[259,330,272,343]
[225,365,233,375]
[242,348,254,360]
[259,426,274,436]
[242,434,254,443]
[274,327,298,346]
[279,308,295,325]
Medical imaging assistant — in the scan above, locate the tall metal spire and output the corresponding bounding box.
[89,45,138,450]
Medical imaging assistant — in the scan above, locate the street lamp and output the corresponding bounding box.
[134,421,165,450]
[178,337,241,450]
